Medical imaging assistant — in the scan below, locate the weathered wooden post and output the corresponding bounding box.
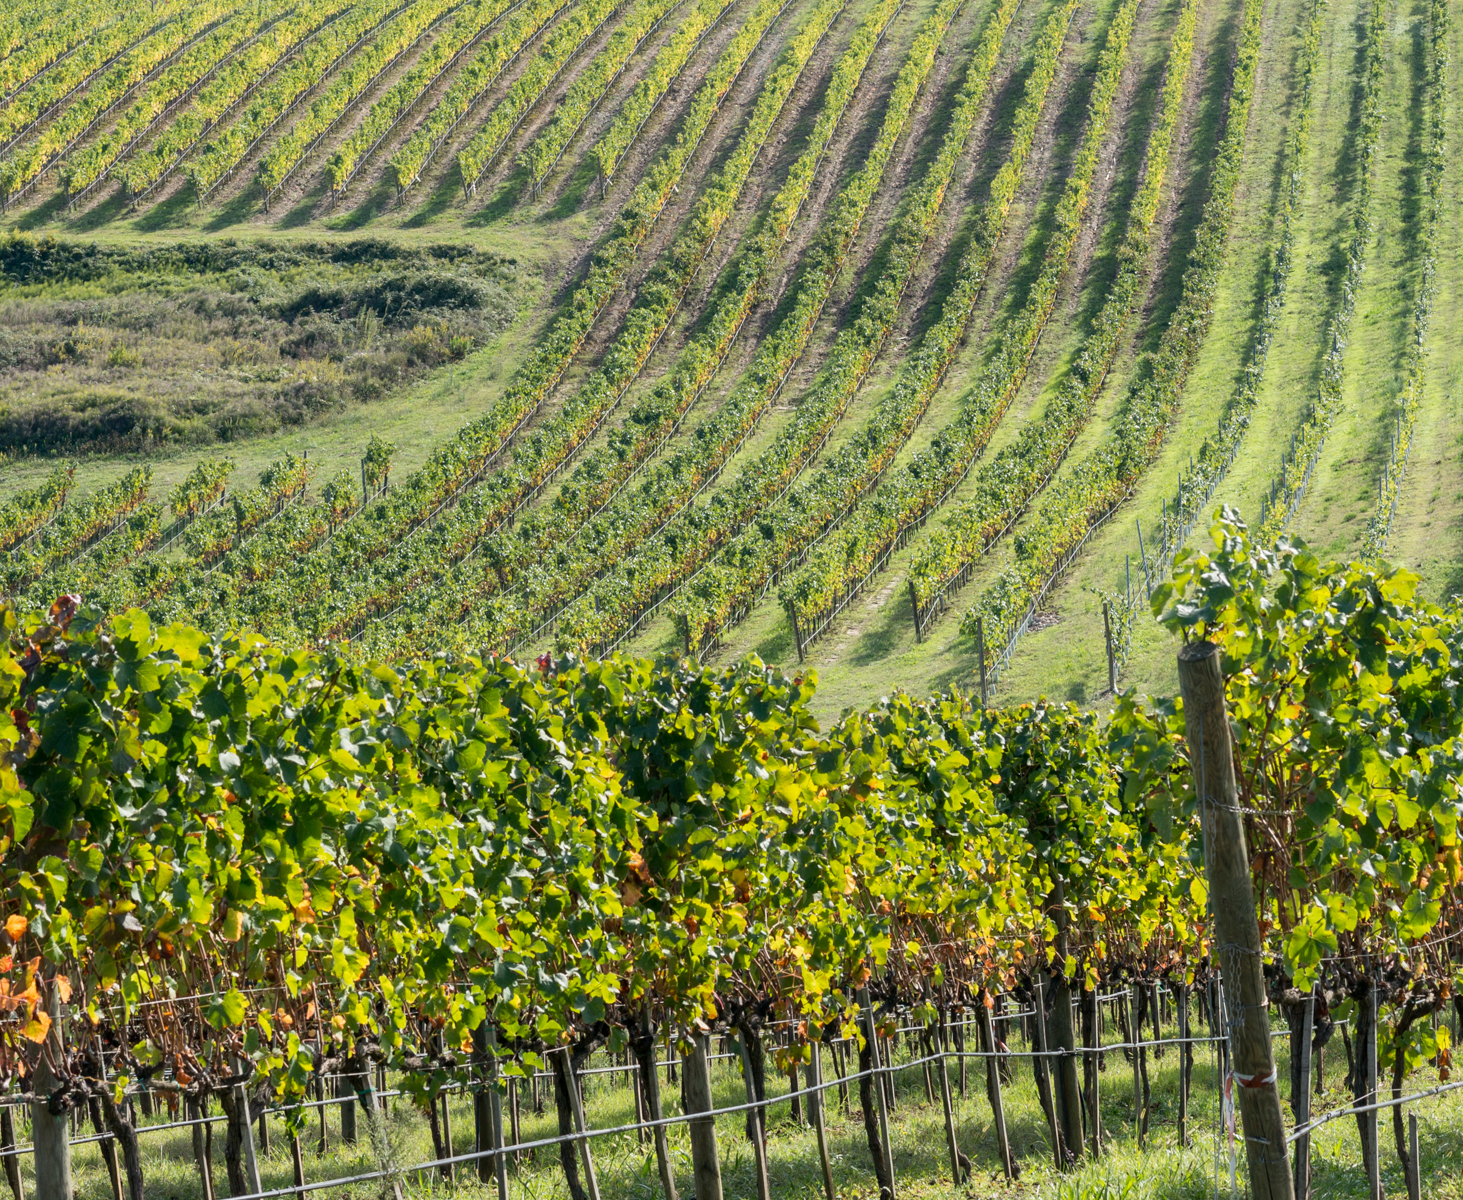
[234,1062,263,1196]
[808,1042,836,1200]
[980,1003,1013,1179]
[1407,1112,1421,1200]
[1178,640,1294,1200]
[1361,982,1380,1200]
[681,1032,724,1200]
[632,1006,677,1200]
[734,1031,772,1200]
[31,980,71,1200]
[976,617,989,706]
[1178,982,1190,1149]
[559,1048,602,1200]
[1103,601,1117,693]
[1293,991,1314,1200]
[858,987,896,1199]
[1,1099,25,1200]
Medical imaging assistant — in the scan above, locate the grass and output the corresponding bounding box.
[23,1001,1463,1198]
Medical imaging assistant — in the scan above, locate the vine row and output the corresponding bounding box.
[781,0,1156,646]
[960,0,1264,681]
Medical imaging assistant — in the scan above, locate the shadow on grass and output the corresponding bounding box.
[135,183,199,232]
[330,176,396,231]
[204,181,267,232]
[275,180,328,230]
[12,190,67,230]
[401,162,465,229]
[468,165,531,227]
[541,156,600,221]
[68,188,130,233]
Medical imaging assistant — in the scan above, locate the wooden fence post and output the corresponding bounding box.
[980,1003,1013,1179]
[1178,982,1190,1149]
[976,618,989,706]
[485,1028,509,1200]
[1030,975,1063,1168]
[809,1043,837,1200]
[474,1025,493,1187]
[858,987,896,1199]
[1407,1112,1421,1200]
[1178,640,1295,1200]
[681,1033,724,1200]
[31,981,71,1200]
[234,1063,263,1197]
[1084,990,1101,1159]
[1,1101,24,1200]
[1362,982,1381,1200]
[559,1048,602,1200]
[1293,991,1314,1200]
[633,1006,678,1200]
[1103,601,1117,693]
[735,1032,772,1200]
[1124,994,1143,1146]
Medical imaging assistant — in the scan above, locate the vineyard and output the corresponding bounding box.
[0,0,1455,712]
[2,515,1463,1200]
[0,0,1462,1187]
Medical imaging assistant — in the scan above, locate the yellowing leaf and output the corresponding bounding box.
[3,916,26,941]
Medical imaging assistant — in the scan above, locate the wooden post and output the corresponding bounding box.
[1,1101,24,1200]
[484,1029,509,1200]
[315,1072,328,1156]
[734,1032,772,1200]
[1031,975,1064,1168]
[188,1097,215,1200]
[1363,983,1381,1200]
[1084,991,1101,1159]
[1178,640,1295,1200]
[31,982,71,1200]
[932,1025,964,1187]
[1103,601,1117,693]
[858,987,897,1198]
[338,1074,357,1144]
[509,1078,521,1169]
[808,1043,837,1200]
[976,617,989,706]
[1293,992,1314,1200]
[474,1026,494,1187]
[980,1004,1013,1179]
[908,581,923,643]
[633,1006,677,1200]
[559,1048,602,1200]
[681,1033,724,1200]
[290,1131,306,1200]
[952,1014,966,1099]
[440,1090,455,1182]
[1407,1112,1421,1200]
[1125,994,1143,1146]
[834,1038,851,1115]
[235,1063,264,1197]
[1178,982,1190,1150]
